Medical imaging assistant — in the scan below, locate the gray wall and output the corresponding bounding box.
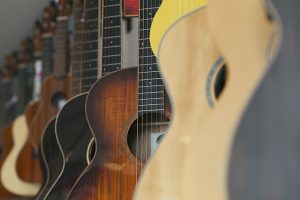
[0,0,51,66]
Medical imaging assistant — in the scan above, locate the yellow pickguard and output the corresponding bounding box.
[150,0,207,55]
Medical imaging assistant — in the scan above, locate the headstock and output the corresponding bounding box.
[58,0,68,17]
[33,20,43,55]
[42,3,57,34]
[18,38,34,64]
[2,52,18,78]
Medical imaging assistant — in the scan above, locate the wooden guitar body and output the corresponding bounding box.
[134,7,224,199]
[220,0,300,199]
[35,118,64,200]
[0,100,40,196]
[67,67,171,199]
[179,0,279,199]
[39,93,93,200]
[1,74,71,196]
[0,124,23,199]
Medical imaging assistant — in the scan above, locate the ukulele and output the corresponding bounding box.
[54,0,137,198]
[35,1,74,199]
[2,1,72,195]
[0,4,58,196]
[141,0,277,198]
[67,0,171,199]
[0,53,22,199]
[206,0,300,199]
[35,1,84,199]
[135,0,278,199]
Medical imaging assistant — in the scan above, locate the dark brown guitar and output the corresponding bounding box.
[48,0,133,198]
[67,0,171,199]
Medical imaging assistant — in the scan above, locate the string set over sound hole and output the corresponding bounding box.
[127,112,169,162]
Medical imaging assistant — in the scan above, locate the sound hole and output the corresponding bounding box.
[214,64,227,99]
[51,91,66,108]
[127,113,169,162]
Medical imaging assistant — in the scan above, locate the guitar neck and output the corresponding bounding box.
[80,0,100,93]
[138,0,164,115]
[80,0,123,93]
[42,35,54,78]
[71,0,84,96]
[16,64,33,114]
[101,0,122,76]
[53,17,69,78]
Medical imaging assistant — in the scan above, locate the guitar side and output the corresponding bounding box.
[10,75,71,189]
[40,93,93,199]
[0,124,24,199]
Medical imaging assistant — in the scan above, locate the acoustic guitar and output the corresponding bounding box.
[0,53,22,199]
[67,0,171,199]
[204,0,300,199]
[1,1,72,196]
[35,0,88,199]
[136,0,279,199]
[53,0,140,198]
[0,4,57,196]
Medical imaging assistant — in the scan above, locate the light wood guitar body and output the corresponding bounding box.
[1,100,40,196]
[134,7,223,199]
[1,75,71,196]
[135,0,279,199]
[0,124,24,199]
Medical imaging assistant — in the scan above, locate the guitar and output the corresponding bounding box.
[67,0,171,199]
[1,1,72,195]
[35,0,88,199]
[0,38,40,197]
[207,0,300,199]
[0,53,22,199]
[135,0,279,199]
[52,0,138,198]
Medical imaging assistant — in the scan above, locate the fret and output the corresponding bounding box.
[139,79,164,87]
[103,55,121,65]
[139,93,164,100]
[103,28,121,37]
[84,20,98,31]
[103,47,121,57]
[42,37,54,78]
[138,109,164,114]
[104,16,121,27]
[81,51,98,61]
[138,0,164,114]
[103,0,120,6]
[103,6,121,16]
[139,38,151,49]
[138,105,164,112]
[103,37,121,47]
[83,31,98,41]
[86,0,98,9]
[139,56,157,64]
[139,72,161,79]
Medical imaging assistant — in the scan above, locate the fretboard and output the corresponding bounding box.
[42,36,54,78]
[16,64,33,114]
[101,0,122,76]
[80,0,99,93]
[71,0,84,96]
[0,79,14,131]
[53,17,68,77]
[138,0,164,115]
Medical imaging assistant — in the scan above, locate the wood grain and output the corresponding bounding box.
[67,67,171,199]
[134,7,223,200]
[16,74,71,184]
